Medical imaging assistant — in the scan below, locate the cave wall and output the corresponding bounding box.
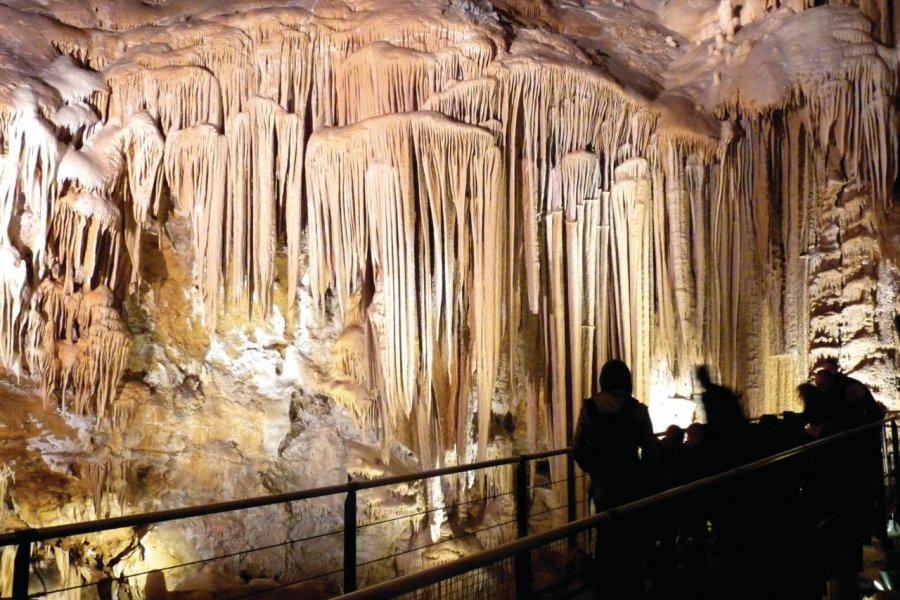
[0,0,896,595]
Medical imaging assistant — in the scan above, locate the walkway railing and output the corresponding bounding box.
[0,448,583,599]
[336,417,899,599]
[2,415,895,599]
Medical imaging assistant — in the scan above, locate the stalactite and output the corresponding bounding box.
[120,112,165,291]
[33,281,129,420]
[0,3,895,526]
[608,158,653,405]
[421,77,500,126]
[73,287,131,421]
[249,98,278,318]
[106,64,224,135]
[50,192,123,295]
[494,61,651,315]
[307,113,505,462]
[546,152,601,448]
[84,453,129,519]
[164,124,227,332]
[19,296,46,380]
[5,91,62,282]
[0,245,28,375]
[469,138,506,462]
[803,59,898,216]
[650,138,718,393]
[335,41,490,126]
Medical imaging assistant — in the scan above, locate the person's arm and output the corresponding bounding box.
[573,401,595,473]
[638,405,660,466]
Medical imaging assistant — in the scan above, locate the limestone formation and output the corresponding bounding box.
[0,0,896,596]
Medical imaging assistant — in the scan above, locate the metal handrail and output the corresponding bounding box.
[5,409,887,598]
[336,416,897,599]
[0,408,825,546]
[0,447,570,547]
[1,445,578,598]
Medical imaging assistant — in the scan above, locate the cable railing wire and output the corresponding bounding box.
[355,518,519,570]
[0,446,575,599]
[226,567,344,600]
[336,417,898,599]
[114,525,345,585]
[8,410,863,600]
[357,488,517,530]
[0,448,571,548]
[20,526,347,599]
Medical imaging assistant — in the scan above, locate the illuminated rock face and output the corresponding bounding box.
[0,0,897,595]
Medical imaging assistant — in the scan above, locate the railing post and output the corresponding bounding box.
[12,529,35,600]
[514,457,532,599]
[515,458,528,538]
[344,479,358,594]
[891,421,899,485]
[566,452,576,524]
[567,452,578,551]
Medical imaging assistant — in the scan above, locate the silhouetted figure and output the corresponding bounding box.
[696,366,751,577]
[815,359,886,588]
[652,424,688,592]
[781,411,813,448]
[574,359,659,508]
[679,423,712,579]
[659,425,688,490]
[798,382,838,439]
[574,359,658,599]
[696,365,747,470]
[752,413,782,458]
[818,358,884,425]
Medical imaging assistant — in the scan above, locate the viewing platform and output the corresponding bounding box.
[1,415,896,600]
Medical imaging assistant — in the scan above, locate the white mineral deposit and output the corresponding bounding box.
[0,0,895,597]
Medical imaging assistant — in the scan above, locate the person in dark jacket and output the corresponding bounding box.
[574,359,659,509]
[573,359,658,599]
[696,364,747,470]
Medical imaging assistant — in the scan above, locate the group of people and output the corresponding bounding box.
[572,357,886,599]
[799,358,886,438]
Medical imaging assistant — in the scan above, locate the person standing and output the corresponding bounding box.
[695,364,747,470]
[573,359,658,599]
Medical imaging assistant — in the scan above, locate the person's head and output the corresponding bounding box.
[685,423,704,448]
[821,357,839,374]
[814,369,833,389]
[662,424,684,445]
[695,364,712,388]
[797,382,820,405]
[599,359,632,394]
[758,414,779,432]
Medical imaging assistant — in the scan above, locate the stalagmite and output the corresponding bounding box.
[0,546,12,599]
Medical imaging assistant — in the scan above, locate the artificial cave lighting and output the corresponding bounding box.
[0,0,897,597]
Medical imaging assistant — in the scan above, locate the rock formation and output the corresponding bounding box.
[0,0,896,595]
